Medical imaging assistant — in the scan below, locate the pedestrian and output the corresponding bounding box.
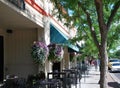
[82,60,88,75]
[93,60,98,71]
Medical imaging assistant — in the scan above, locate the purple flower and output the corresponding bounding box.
[48,44,64,62]
[31,41,49,64]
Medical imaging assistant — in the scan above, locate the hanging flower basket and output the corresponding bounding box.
[31,41,49,64]
[48,44,64,62]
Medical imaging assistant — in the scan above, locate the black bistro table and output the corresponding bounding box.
[47,72,67,88]
[62,68,82,88]
[34,79,58,88]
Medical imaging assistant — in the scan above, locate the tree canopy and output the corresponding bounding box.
[51,0,120,58]
[50,0,120,88]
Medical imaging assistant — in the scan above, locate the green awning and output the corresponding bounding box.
[50,24,68,44]
[50,24,79,52]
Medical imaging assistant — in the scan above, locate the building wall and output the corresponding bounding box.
[25,2,44,27]
[0,0,74,79]
[1,28,40,78]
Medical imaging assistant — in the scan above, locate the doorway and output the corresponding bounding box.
[52,62,61,78]
[52,62,61,72]
[0,36,4,82]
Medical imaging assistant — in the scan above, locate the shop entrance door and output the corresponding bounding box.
[52,62,61,72]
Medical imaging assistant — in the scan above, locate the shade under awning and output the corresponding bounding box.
[50,24,79,52]
[67,44,79,52]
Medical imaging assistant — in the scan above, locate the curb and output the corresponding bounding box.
[109,72,120,87]
[109,73,120,83]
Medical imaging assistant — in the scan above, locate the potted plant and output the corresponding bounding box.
[31,41,48,64]
[48,43,64,62]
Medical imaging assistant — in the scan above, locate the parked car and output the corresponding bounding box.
[108,59,120,70]
[109,63,120,72]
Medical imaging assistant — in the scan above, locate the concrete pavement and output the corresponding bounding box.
[80,66,100,88]
[70,66,100,88]
[71,66,120,88]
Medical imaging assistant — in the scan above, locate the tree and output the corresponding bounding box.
[115,49,120,58]
[50,0,120,88]
[107,25,120,55]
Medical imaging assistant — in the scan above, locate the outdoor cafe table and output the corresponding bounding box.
[47,72,67,88]
[35,79,58,88]
[63,68,82,82]
[62,69,80,88]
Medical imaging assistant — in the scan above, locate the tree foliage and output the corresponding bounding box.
[51,0,120,59]
[50,0,120,88]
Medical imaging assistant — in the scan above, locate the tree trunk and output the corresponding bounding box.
[99,44,108,88]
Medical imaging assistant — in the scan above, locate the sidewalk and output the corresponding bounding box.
[70,66,100,88]
[80,66,100,88]
[71,66,120,88]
